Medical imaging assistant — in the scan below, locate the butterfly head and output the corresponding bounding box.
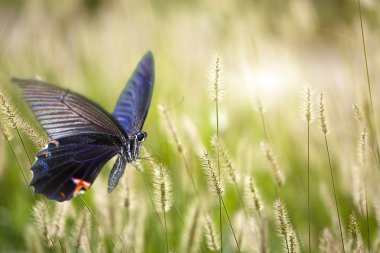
[126,131,147,161]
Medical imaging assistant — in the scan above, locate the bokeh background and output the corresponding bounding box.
[1,0,380,252]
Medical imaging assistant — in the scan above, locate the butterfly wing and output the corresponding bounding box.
[12,78,125,140]
[113,51,154,135]
[30,134,119,201]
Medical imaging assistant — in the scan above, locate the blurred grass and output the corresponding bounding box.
[1,0,380,252]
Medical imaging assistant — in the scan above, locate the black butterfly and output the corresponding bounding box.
[13,51,154,202]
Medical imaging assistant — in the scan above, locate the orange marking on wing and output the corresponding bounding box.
[37,152,49,158]
[72,178,92,197]
[49,140,59,147]
[60,192,66,198]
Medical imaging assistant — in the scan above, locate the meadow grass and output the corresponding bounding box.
[1,0,380,252]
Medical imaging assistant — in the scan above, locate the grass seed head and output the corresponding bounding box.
[302,87,314,123]
[319,93,328,134]
[261,142,284,187]
[158,102,183,153]
[152,165,173,213]
[199,149,224,196]
[209,53,224,103]
[204,214,220,251]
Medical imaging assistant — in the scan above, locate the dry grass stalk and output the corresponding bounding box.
[209,54,223,103]
[158,103,183,153]
[347,211,364,252]
[261,142,284,187]
[211,135,238,184]
[245,176,263,216]
[199,149,224,196]
[152,165,173,213]
[274,199,299,253]
[73,210,91,253]
[303,87,314,123]
[204,214,220,251]
[32,200,51,247]
[319,228,341,253]
[181,205,202,253]
[319,93,328,135]
[0,90,46,147]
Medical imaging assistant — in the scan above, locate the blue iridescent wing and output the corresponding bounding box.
[12,78,125,140]
[113,51,154,135]
[30,134,119,201]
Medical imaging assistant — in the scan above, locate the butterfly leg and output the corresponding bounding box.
[107,149,127,193]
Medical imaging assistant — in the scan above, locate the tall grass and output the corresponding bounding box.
[1,0,380,252]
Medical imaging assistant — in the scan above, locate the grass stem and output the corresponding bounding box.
[323,135,345,253]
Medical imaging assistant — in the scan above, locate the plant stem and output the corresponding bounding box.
[324,135,345,253]
[357,0,380,168]
[307,122,311,253]
[216,93,223,253]
[163,211,169,253]
[79,196,123,252]
[221,197,241,253]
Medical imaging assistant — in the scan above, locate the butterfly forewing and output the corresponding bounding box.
[113,51,154,135]
[12,78,125,140]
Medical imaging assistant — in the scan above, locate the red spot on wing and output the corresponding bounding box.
[72,178,92,197]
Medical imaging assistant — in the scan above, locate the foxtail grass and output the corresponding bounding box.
[204,214,221,251]
[181,204,202,253]
[152,165,173,253]
[347,211,364,252]
[302,87,314,253]
[212,136,249,217]
[199,149,241,252]
[319,93,345,253]
[244,176,263,217]
[274,199,299,253]
[353,104,371,250]
[357,0,380,170]
[158,102,197,195]
[261,141,284,189]
[209,54,224,253]
[319,228,340,253]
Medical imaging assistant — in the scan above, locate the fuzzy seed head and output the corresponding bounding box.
[199,149,224,196]
[204,214,220,251]
[181,205,202,253]
[32,201,51,246]
[209,54,224,103]
[0,90,46,146]
[245,176,263,216]
[353,104,364,124]
[211,135,237,184]
[348,211,364,252]
[0,122,10,140]
[319,93,328,134]
[261,142,284,186]
[274,199,298,253]
[319,228,340,253]
[302,87,314,123]
[152,165,173,213]
[0,91,18,129]
[158,103,183,153]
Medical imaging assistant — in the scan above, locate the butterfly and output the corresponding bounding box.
[13,51,154,202]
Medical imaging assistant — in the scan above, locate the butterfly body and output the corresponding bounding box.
[13,51,154,201]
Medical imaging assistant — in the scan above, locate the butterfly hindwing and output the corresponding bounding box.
[12,78,125,140]
[30,134,119,201]
[113,51,154,135]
